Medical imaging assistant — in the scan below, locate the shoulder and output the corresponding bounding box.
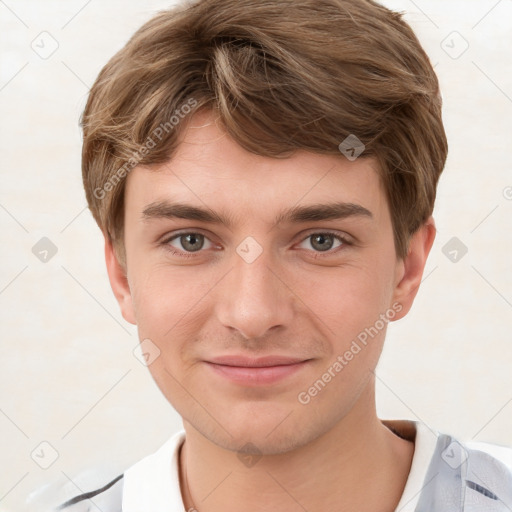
[466,439,512,471]
[26,469,124,512]
[420,432,512,510]
[27,432,186,512]
[55,473,124,512]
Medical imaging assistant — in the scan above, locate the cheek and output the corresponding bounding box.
[131,262,210,327]
[293,260,394,341]
[130,267,207,398]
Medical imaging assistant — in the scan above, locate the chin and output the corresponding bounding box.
[186,403,337,457]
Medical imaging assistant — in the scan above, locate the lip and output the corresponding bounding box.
[207,355,309,367]
[204,355,312,385]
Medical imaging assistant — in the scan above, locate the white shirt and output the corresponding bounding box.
[121,420,466,511]
[34,419,512,511]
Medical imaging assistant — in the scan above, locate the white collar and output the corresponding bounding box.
[388,420,440,511]
[121,420,438,511]
[122,429,186,511]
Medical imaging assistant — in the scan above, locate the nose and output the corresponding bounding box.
[214,244,295,341]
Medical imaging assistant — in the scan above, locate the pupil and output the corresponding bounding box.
[183,234,202,251]
[313,234,333,251]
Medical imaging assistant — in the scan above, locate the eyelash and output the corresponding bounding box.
[159,230,352,259]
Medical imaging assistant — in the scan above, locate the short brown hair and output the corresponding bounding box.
[81,0,448,269]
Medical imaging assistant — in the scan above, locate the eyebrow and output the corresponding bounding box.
[141,200,373,228]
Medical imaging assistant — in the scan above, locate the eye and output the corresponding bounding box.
[297,232,349,254]
[164,232,214,255]
[160,230,351,259]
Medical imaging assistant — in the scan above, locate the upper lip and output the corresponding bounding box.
[206,355,310,368]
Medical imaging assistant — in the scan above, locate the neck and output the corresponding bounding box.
[178,382,414,512]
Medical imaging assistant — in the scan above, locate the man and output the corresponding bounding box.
[55,0,512,510]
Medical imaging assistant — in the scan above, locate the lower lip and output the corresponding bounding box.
[205,361,310,385]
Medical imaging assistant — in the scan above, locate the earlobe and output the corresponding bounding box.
[391,217,436,321]
[104,236,137,325]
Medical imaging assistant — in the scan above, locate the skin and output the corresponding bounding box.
[105,109,436,512]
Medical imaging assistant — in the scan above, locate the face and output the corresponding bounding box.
[107,110,433,455]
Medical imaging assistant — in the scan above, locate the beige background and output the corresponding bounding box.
[0,0,511,510]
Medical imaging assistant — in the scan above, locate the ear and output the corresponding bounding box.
[391,217,436,321]
[104,235,137,325]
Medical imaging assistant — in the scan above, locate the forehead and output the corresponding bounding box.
[124,111,388,225]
